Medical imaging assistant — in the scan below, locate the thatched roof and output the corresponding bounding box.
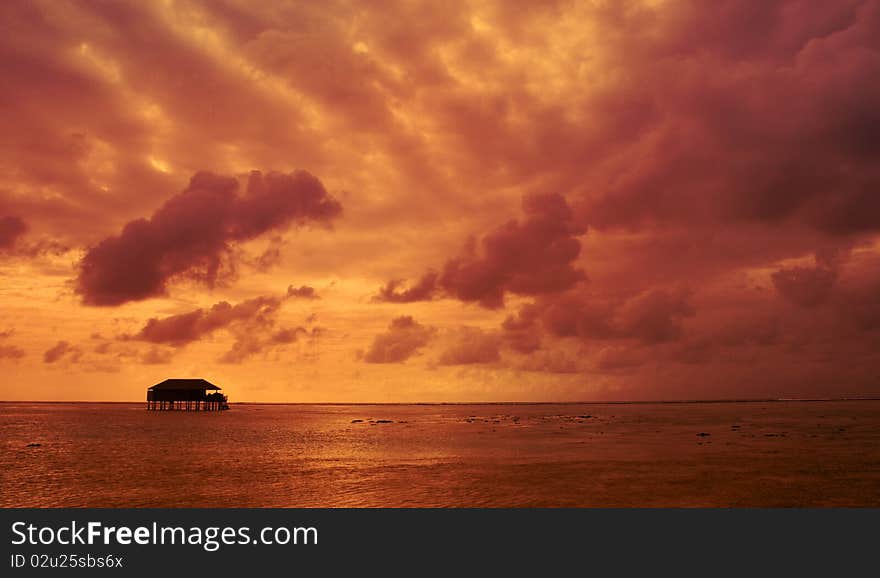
[149,378,221,391]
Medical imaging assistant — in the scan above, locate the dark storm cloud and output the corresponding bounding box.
[374,192,587,308]
[76,170,342,305]
[354,0,880,400]
[572,0,880,238]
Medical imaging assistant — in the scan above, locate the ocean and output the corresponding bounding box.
[2,400,879,507]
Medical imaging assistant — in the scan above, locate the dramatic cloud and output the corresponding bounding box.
[374,192,587,308]
[560,1,880,239]
[4,0,880,401]
[77,170,341,305]
[364,316,436,363]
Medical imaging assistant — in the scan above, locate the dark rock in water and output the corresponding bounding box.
[26,443,41,447]
[351,419,363,423]
[696,432,711,437]
[730,425,741,429]
[375,419,393,424]
[577,415,593,419]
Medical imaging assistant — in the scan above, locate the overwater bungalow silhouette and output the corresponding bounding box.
[146,378,229,411]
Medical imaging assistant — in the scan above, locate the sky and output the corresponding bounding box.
[1,0,880,402]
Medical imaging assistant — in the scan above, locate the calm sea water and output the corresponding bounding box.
[2,401,879,507]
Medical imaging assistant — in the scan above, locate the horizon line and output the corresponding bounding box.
[2,397,880,406]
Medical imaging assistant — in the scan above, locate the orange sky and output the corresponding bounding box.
[2,0,880,402]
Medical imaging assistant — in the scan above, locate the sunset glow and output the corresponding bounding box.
[2,0,879,402]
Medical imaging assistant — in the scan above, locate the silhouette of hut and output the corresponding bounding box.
[146,378,229,411]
